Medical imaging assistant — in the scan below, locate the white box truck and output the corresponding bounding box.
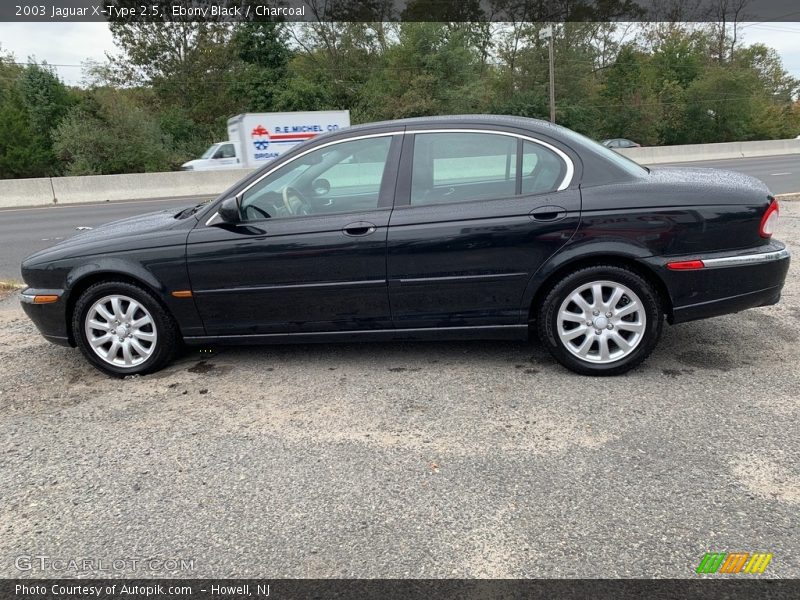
[180,110,351,171]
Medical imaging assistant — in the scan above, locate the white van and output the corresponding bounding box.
[181,111,351,171]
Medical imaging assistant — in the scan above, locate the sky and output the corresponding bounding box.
[0,21,799,86]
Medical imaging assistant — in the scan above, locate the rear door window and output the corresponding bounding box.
[410,132,517,205]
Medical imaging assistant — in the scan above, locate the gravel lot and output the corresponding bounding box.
[1,202,798,579]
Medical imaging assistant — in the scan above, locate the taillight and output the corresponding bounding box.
[759,199,779,239]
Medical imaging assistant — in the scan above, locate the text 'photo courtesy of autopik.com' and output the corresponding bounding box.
[0,0,799,598]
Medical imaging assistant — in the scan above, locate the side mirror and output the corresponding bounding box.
[216,197,240,224]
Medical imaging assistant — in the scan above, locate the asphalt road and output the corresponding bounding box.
[0,154,797,282]
[0,196,210,282]
[655,154,800,195]
[0,202,798,578]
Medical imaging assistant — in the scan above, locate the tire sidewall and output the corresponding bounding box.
[538,266,663,376]
[72,281,176,377]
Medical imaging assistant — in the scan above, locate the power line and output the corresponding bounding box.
[741,23,800,33]
[739,13,800,28]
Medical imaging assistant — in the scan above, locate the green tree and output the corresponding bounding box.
[53,88,176,175]
[599,44,659,144]
[229,22,292,112]
[274,22,395,119]
[106,21,240,151]
[0,57,73,178]
[366,23,488,120]
[683,67,763,143]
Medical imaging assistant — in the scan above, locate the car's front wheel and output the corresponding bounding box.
[537,266,663,375]
[72,281,179,377]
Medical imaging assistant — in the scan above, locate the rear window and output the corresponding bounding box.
[556,126,648,177]
[521,141,568,195]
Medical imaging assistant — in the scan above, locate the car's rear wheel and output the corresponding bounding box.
[72,281,178,377]
[537,266,663,375]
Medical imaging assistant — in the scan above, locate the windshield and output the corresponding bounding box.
[552,125,649,177]
[200,144,220,160]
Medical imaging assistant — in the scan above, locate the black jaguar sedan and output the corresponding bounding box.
[20,115,790,377]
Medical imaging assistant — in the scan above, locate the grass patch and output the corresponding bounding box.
[0,280,24,299]
[0,280,23,291]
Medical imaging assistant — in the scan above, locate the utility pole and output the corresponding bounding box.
[539,25,556,123]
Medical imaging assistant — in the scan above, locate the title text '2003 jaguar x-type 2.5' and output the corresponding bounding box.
[20,116,790,377]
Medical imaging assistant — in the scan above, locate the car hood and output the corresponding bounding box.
[23,206,194,265]
[181,159,208,169]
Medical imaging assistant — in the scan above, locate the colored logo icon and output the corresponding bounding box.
[696,552,773,574]
[251,125,270,151]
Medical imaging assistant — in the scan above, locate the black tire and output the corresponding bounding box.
[537,265,663,376]
[72,280,179,377]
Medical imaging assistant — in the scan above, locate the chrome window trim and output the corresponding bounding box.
[407,128,574,192]
[236,132,402,201]
[205,127,575,226]
[206,132,401,226]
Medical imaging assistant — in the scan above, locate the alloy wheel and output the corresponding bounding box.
[83,294,158,368]
[556,280,646,364]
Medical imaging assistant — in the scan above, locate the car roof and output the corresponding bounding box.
[333,116,648,186]
[222,114,649,201]
[340,114,561,135]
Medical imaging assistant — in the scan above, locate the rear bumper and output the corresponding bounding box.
[654,242,790,324]
[20,288,72,347]
[671,285,783,324]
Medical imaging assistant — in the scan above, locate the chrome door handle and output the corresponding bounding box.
[343,222,377,237]
[529,205,567,222]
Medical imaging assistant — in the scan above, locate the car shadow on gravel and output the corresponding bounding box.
[167,337,554,373]
[4,298,797,386]
[156,304,798,380]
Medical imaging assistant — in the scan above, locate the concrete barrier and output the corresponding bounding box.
[50,168,256,205]
[618,138,800,164]
[0,168,256,209]
[0,177,56,208]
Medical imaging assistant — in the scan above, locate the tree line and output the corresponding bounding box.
[1,21,798,179]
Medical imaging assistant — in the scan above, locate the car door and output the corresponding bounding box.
[186,132,402,336]
[386,128,581,329]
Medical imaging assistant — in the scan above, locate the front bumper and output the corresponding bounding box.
[20,288,72,347]
[656,242,791,324]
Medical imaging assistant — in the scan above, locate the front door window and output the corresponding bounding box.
[240,136,393,221]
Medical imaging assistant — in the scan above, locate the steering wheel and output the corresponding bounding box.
[243,203,271,220]
[282,186,311,216]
